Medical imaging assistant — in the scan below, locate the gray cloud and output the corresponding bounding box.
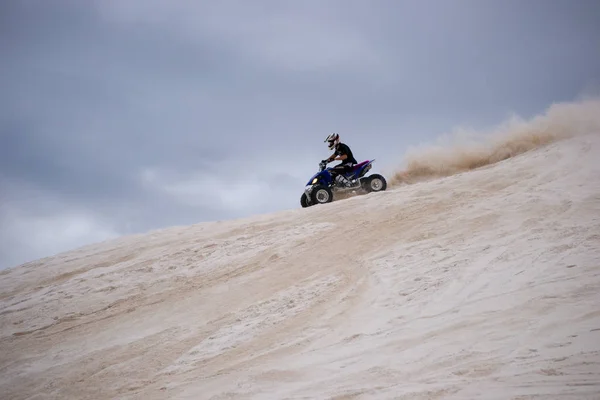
[1,0,599,269]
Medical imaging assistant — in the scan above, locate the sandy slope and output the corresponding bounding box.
[1,132,600,399]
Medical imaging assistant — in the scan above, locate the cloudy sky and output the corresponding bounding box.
[1,0,599,269]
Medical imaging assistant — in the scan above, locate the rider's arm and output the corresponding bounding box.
[328,152,347,162]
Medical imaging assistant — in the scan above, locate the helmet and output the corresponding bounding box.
[325,133,340,150]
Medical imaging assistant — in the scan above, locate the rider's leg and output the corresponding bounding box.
[333,163,353,186]
[330,164,344,177]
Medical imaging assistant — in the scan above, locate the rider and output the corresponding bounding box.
[323,133,357,186]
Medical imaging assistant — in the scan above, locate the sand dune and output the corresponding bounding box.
[389,98,600,186]
[1,102,600,399]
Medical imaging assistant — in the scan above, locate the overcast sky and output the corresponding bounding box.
[1,0,599,269]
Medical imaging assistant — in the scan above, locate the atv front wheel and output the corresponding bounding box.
[300,193,310,208]
[310,185,333,205]
[362,174,387,193]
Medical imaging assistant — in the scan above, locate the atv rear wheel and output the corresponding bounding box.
[362,174,387,193]
[310,185,333,205]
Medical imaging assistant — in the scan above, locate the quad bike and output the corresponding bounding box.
[300,159,387,207]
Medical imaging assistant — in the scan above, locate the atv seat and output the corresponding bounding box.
[351,160,370,170]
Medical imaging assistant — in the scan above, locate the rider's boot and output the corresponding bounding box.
[336,175,351,187]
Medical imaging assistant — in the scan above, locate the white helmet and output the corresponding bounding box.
[325,133,340,150]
